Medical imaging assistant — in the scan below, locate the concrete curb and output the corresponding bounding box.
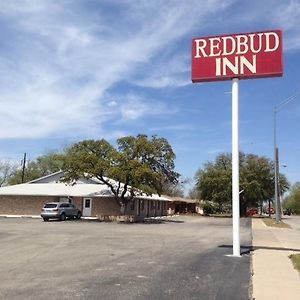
[0,214,99,221]
[0,214,42,219]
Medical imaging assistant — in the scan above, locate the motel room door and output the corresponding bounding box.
[83,198,92,217]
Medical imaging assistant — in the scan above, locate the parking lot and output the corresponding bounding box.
[0,216,252,300]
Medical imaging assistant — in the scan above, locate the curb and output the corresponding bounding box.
[0,215,42,219]
[0,215,98,221]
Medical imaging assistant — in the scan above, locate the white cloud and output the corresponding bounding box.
[273,1,300,51]
[0,0,235,139]
[115,93,178,122]
[120,96,150,121]
[227,0,300,51]
[1,0,299,140]
[131,53,191,88]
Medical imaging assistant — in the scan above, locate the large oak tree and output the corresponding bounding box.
[195,152,289,216]
[61,135,179,212]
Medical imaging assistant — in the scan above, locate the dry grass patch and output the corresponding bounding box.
[262,218,291,228]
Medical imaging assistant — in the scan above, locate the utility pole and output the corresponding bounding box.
[273,91,300,223]
[21,153,26,183]
[274,146,281,222]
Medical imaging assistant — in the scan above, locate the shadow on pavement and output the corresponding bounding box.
[219,244,300,254]
[143,218,185,224]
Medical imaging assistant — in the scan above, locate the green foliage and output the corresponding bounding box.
[202,202,217,215]
[62,135,179,208]
[195,152,289,216]
[8,152,64,185]
[283,182,300,214]
[195,153,232,207]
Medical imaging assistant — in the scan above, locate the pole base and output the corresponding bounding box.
[225,254,242,258]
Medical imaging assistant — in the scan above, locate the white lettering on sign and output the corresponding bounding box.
[215,55,257,76]
[194,31,280,77]
[194,32,279,58]
[265,32,279,52]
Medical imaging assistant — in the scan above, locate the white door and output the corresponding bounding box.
[83,198,92,216]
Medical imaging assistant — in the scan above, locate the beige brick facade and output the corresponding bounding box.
[0,195,59,215]
[91,197,121,216]
[0,195,170,220]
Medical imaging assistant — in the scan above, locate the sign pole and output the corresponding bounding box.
[232,78,240,257]
[191,29,283,257]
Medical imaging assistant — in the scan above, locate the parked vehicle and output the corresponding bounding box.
[267,207,275,214]
[41,202,82,221]
[246,208,258,217]
[283,209,291,216]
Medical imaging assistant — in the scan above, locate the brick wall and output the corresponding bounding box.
[0,195,59,215]
[71,197,83,211]
[91,197,121,216]
[0,195,171,219]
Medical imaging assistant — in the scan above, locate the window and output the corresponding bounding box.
[157,201,161,210]
[44,203,57,209]
[85,199,91,208]
[140,200,144,211]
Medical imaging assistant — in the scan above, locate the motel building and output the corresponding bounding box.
[0,171,196,221]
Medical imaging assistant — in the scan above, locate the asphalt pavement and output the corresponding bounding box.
[0,216,252,300]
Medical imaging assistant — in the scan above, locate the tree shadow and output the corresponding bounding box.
[219,244,300,255]
[143,218,185,224]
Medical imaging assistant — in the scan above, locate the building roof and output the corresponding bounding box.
[0,171,171,202]
[164,196,199,204]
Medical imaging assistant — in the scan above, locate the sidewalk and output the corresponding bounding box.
[252,218,300,300]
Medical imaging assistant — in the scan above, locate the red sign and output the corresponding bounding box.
[192,30,283,82]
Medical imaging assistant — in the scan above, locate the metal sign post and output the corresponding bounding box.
[232,78,240,257]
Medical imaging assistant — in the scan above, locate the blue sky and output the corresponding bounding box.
[0,0,299,191]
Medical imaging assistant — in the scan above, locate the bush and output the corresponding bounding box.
[203,202,217,215]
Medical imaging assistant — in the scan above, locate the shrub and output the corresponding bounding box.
[203,202,217,215]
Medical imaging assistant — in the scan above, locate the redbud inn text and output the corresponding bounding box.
[191,30,283,82]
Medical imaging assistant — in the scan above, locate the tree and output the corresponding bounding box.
[0,161,17,187]
[61,135,179,212]
[195,153,232,211]
[283,182,300,214]
[195,152,289,216]
[162,177,191,198]
[8,151,64,185]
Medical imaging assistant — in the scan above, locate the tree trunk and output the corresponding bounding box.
[120,203,126,215]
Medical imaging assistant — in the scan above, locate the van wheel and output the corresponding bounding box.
[43,218,49,222]
[60,213,66,221]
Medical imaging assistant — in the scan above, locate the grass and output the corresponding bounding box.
[262,217,291,228]
[289,254,300,275]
